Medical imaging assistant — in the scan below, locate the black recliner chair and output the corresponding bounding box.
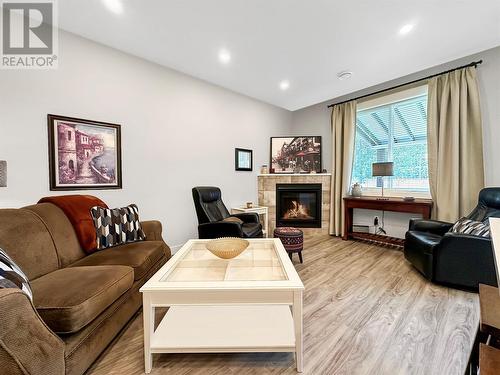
[404,187,500,290]
[192,186,263,239]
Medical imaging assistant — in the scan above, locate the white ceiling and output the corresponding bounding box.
[58,0,500,111]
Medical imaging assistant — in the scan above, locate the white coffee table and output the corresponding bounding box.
[140,238,305,373]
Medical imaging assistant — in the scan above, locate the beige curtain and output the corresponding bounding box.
[330,101,357,236]
[427,67,484,222]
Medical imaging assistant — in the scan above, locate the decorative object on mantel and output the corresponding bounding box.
[260,165,268,174]
[270,136,322,174]
[351,183,362,197]
[235,148,253,171]
[205,237,249,259]
[372,162,393,200]
[246,201,253,208]
[47,114,122,191]
[0,160,6,187]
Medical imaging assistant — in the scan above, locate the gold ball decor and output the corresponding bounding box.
[205,237,249,259]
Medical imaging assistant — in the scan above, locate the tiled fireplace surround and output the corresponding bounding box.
[258,174,332,236]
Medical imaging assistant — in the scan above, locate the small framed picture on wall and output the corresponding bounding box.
[235,148,253,171]
[47,114,122,190]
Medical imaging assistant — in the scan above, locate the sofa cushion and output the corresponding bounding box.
[69,241,165,281]
[24,203,86,267]
[31,265,133,334]
[90,204,146,250]
[38,195,109,254]
[450,217,490,237]
[0,208,59,280]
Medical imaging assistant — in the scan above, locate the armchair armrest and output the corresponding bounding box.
[230,212,260,223]
[409,218,454,236]
[198,221,244,239]
[0,288,65,375]
[434,233,497,289]
[141,220,171,259]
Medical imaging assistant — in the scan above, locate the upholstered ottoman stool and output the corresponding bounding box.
[273,227,304,263]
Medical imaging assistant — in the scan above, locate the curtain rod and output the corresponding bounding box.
[327,60,483,108]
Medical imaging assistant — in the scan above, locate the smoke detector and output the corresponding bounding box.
[337,71,353,80]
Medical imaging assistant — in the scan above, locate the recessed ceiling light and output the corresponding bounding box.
[218,49,231,64]
[279,80,290,91]
[102,0,123,14]
[337,71,352,80]
[399,23,414,35]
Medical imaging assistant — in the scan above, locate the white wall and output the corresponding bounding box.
[1,28,498,244]
[291,45,500,238]
[0,31,292,250]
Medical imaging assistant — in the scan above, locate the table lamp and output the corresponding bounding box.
[372,162,393,200]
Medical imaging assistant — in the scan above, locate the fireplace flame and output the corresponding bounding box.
[283,200,313,220]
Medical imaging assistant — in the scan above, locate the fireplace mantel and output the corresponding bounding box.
[258,174,331,235]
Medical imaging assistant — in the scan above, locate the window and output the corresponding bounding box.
[67,130,72,141]
[351,87,429,196]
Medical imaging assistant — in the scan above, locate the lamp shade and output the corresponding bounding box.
[372,162,393,177]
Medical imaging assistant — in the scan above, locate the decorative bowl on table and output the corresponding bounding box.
[205,238,250,259]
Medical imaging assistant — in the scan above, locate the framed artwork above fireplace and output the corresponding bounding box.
[270,136,322,174]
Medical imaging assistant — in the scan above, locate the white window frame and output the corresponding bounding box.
[353,84,431,199]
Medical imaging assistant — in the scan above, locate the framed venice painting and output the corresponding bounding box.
[47,114,122,190]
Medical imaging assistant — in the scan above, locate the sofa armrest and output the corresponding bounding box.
[408,218,454,236]
[141,220,171,260]
[198,222,244,239]
[434,233,497,289]
[230,212,259,223]
[0,288,65,375]
[141,220,163,241]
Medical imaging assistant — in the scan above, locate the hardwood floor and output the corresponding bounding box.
[87,235,479,375]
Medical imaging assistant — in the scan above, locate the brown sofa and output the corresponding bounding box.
[0,202,171,375]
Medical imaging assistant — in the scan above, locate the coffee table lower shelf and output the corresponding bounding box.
[150,305,296,353]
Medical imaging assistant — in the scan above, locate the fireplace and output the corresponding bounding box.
[276,183,322,228]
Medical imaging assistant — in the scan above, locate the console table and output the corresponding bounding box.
[343,196,433,247]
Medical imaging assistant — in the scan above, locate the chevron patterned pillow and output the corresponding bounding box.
[0,247,32,301]
[450,217,490,238]
[91,204,146,250]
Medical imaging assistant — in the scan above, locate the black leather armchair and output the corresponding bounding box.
[404,187,500,290]
[192,186,263,239]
